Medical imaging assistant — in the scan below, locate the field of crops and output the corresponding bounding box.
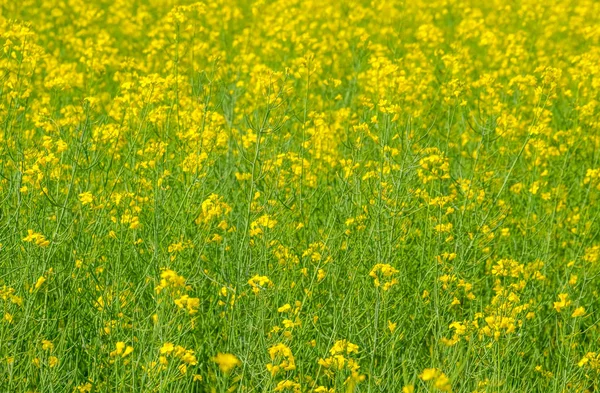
[1,0,600,392]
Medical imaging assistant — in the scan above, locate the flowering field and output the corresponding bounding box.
[1,0,600,392]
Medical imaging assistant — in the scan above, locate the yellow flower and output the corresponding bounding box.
[420,368,438,381]
[122,345,134,357]
[112,342,125,356]
[434,373,452,392]
[174,295,200,315]
[22,230,50,247]
[41,339,54,351]
[179,349,198,365]
[249,214,277,237]
[267,343,296,376]
[211,352,241,373]
[553,293,571,312]
[317,268,326,282]
[369,263,399,290]
[160,342,174,354]
[110,341,132,358]
[34,276,46,290]
[420,368,452,392]
[155,269,186,294]
[578,352,600,370]
[74,383,92,393]
[248,275,273,294]
[387,320,397,333]
[78,192,94,205]
[571,306,585,318]
[49,356,59,368]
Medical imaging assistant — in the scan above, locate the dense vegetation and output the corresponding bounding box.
[1,0,600,392]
